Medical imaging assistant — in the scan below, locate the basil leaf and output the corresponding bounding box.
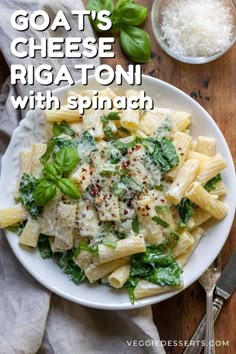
[54,147,80,173]
[119,3,147,26]
[87,0,114,32]
[57,178,81,199]
[55,250,85,285]
[38,234,52,259]
[120,26,151,63]
[33,180,57,207]
[152,216,169,228]
[116,0,133,9]
[19,173,42,219]
[177,198,193,224]
[42,163,60,181]
[40,140,56,165]
[53,120,75,137]
[204,174,222,192]
[132,215,139,234]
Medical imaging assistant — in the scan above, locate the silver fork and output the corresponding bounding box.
[198,255,221,354]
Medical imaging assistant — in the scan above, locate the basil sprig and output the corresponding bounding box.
[87,0,151,63]
[33,147,81,207]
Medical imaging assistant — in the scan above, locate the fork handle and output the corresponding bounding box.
[205,289,215,354]
[183,296,224,354]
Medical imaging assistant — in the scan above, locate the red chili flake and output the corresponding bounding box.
[143,181,147,185]
[124,209,128,215]
[146,205,150,210]
[82,176,86,180]
[82,168,87,172]
[89,184,102,197]
[160,198,165,203]
[134,145,141,151]
[86,205,90,211]
[122,160,130,168]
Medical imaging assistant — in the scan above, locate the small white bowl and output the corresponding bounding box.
[151,0,236,64]
[1,75,236,310]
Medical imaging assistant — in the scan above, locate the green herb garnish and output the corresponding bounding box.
[204,174,222,192]
[152,216,169,228]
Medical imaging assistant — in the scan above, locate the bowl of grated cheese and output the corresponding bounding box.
[151,0,236,64]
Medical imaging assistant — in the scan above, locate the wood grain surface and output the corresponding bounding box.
[100,1,236,352]
[1,1,235,353]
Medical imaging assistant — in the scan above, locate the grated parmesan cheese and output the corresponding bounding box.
[160,0,234,57]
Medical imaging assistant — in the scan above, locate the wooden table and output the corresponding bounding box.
[1,1,235,353]
[101,1,236,353]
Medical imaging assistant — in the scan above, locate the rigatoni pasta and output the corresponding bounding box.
[0,88,228,303]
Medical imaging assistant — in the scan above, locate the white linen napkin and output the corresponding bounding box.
[0,1,165,353]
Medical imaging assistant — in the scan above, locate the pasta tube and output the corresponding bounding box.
[166,132,192,179]
[166,159,200,205]
[31,144,47,178]
[20,150,32,175]
[85,257,129,283]
[176,227,204,267]
[185,182,227,219]
[172,231,194,258]
[195,136,216,157]
[0,205,28,228]
[19,218,41,247]
[120,90,140,130]
[45,106,81,123]
[134,279,184,300]
[196,154,227,185]
[108,263,131,289]
[98,235,146,264]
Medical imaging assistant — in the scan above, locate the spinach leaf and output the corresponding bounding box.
[147,263,182,287]
[54,147,80,174]
[155,205,169,212]
[120,26,151,63]
[177,198,193,224]
[159,137,179,168]
[204,174,222,192]
[111,175,142,198]
[7,221,26,235]
[33,180,57,207]
[103,124,115,141]
[127,235,181,303]
[38,234,52,259]
[101,111,121,123]
[19,173,42,219]
[55,250,85,285]
[74,243,98,258]
[53,120,75,137]
[152,216,169,228]
[76,131,97,160]
[110,149,122,164]
[132,215,140,234]
[127,277,138,305]
[103,240,117,248]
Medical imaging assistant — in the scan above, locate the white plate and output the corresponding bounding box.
[1,75,235,310]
